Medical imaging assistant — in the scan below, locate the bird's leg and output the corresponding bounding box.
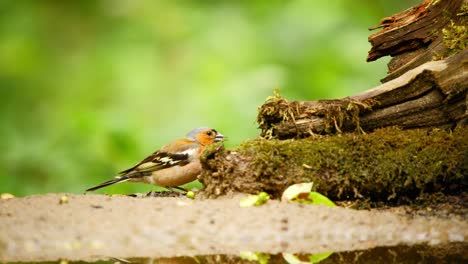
[170,186,188,193]
[165,186,188,197]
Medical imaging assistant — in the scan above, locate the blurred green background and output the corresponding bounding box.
[0,0,419,196]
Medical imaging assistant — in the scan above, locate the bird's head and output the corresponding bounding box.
[186,127,225,146]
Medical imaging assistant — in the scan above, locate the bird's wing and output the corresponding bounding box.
[119,142,198,176]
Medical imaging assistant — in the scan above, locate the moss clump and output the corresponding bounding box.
[200,127,467,205]
[441,4,467,55]
[442,21,467,54]
[256,89,294,139]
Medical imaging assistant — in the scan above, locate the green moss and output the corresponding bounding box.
[256,90,295,139]
[458,3,468,16]
[201,127,468,205]
[441,4,467,55]
[442,21,467,54]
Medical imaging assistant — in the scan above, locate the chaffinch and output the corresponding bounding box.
[86,127,225,192]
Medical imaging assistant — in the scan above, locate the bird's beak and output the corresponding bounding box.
[215,133,225,142]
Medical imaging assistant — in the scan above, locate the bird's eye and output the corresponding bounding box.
[206,131,213,136]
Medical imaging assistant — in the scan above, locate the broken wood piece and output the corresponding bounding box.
[367,0,466,82]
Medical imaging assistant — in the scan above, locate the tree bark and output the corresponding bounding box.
[368,0,466,82]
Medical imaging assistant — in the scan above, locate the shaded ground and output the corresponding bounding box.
[0,193,466,262]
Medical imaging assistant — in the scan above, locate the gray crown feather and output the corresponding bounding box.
[185,127,212,140]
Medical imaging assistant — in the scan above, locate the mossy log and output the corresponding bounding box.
[199,127,467,203]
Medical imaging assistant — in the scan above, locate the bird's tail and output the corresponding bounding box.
[86,177,130,192]
[86,171,151,192]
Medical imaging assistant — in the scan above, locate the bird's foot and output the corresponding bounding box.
[145,190,181,197]
[167,186,188,193]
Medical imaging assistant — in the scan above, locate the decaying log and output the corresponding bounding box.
[256,0,467,139]
[258,50,467,139]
